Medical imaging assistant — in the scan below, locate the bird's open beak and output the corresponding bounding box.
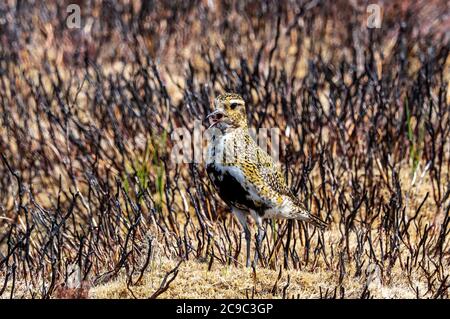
[206,109,225,129]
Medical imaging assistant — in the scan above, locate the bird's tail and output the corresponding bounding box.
[294,209,328,230]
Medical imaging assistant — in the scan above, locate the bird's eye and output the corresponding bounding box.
[230,103,238,109]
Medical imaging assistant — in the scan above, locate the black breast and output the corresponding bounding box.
[206,164,263,212]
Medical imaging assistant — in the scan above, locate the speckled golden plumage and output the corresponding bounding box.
[205,93,327,267]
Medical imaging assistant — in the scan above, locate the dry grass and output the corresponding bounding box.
[89,257,429,299]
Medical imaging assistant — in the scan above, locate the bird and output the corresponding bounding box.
[205,93,328,267]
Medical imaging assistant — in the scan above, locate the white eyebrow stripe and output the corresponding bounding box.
[229,99,243,104]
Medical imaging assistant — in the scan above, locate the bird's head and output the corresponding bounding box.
[206,93,248,131]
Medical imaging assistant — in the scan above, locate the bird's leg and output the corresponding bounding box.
[244,226,251,268]
[253,225,265,267]
[233,209,251,267]
[253,215,264,267]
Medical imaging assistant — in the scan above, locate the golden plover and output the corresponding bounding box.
[205,93,327,267]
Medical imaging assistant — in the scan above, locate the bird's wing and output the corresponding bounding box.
[235,138,298,207]
[253,146,304,205]
[243,149,327,228]
[233,134,327,228]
